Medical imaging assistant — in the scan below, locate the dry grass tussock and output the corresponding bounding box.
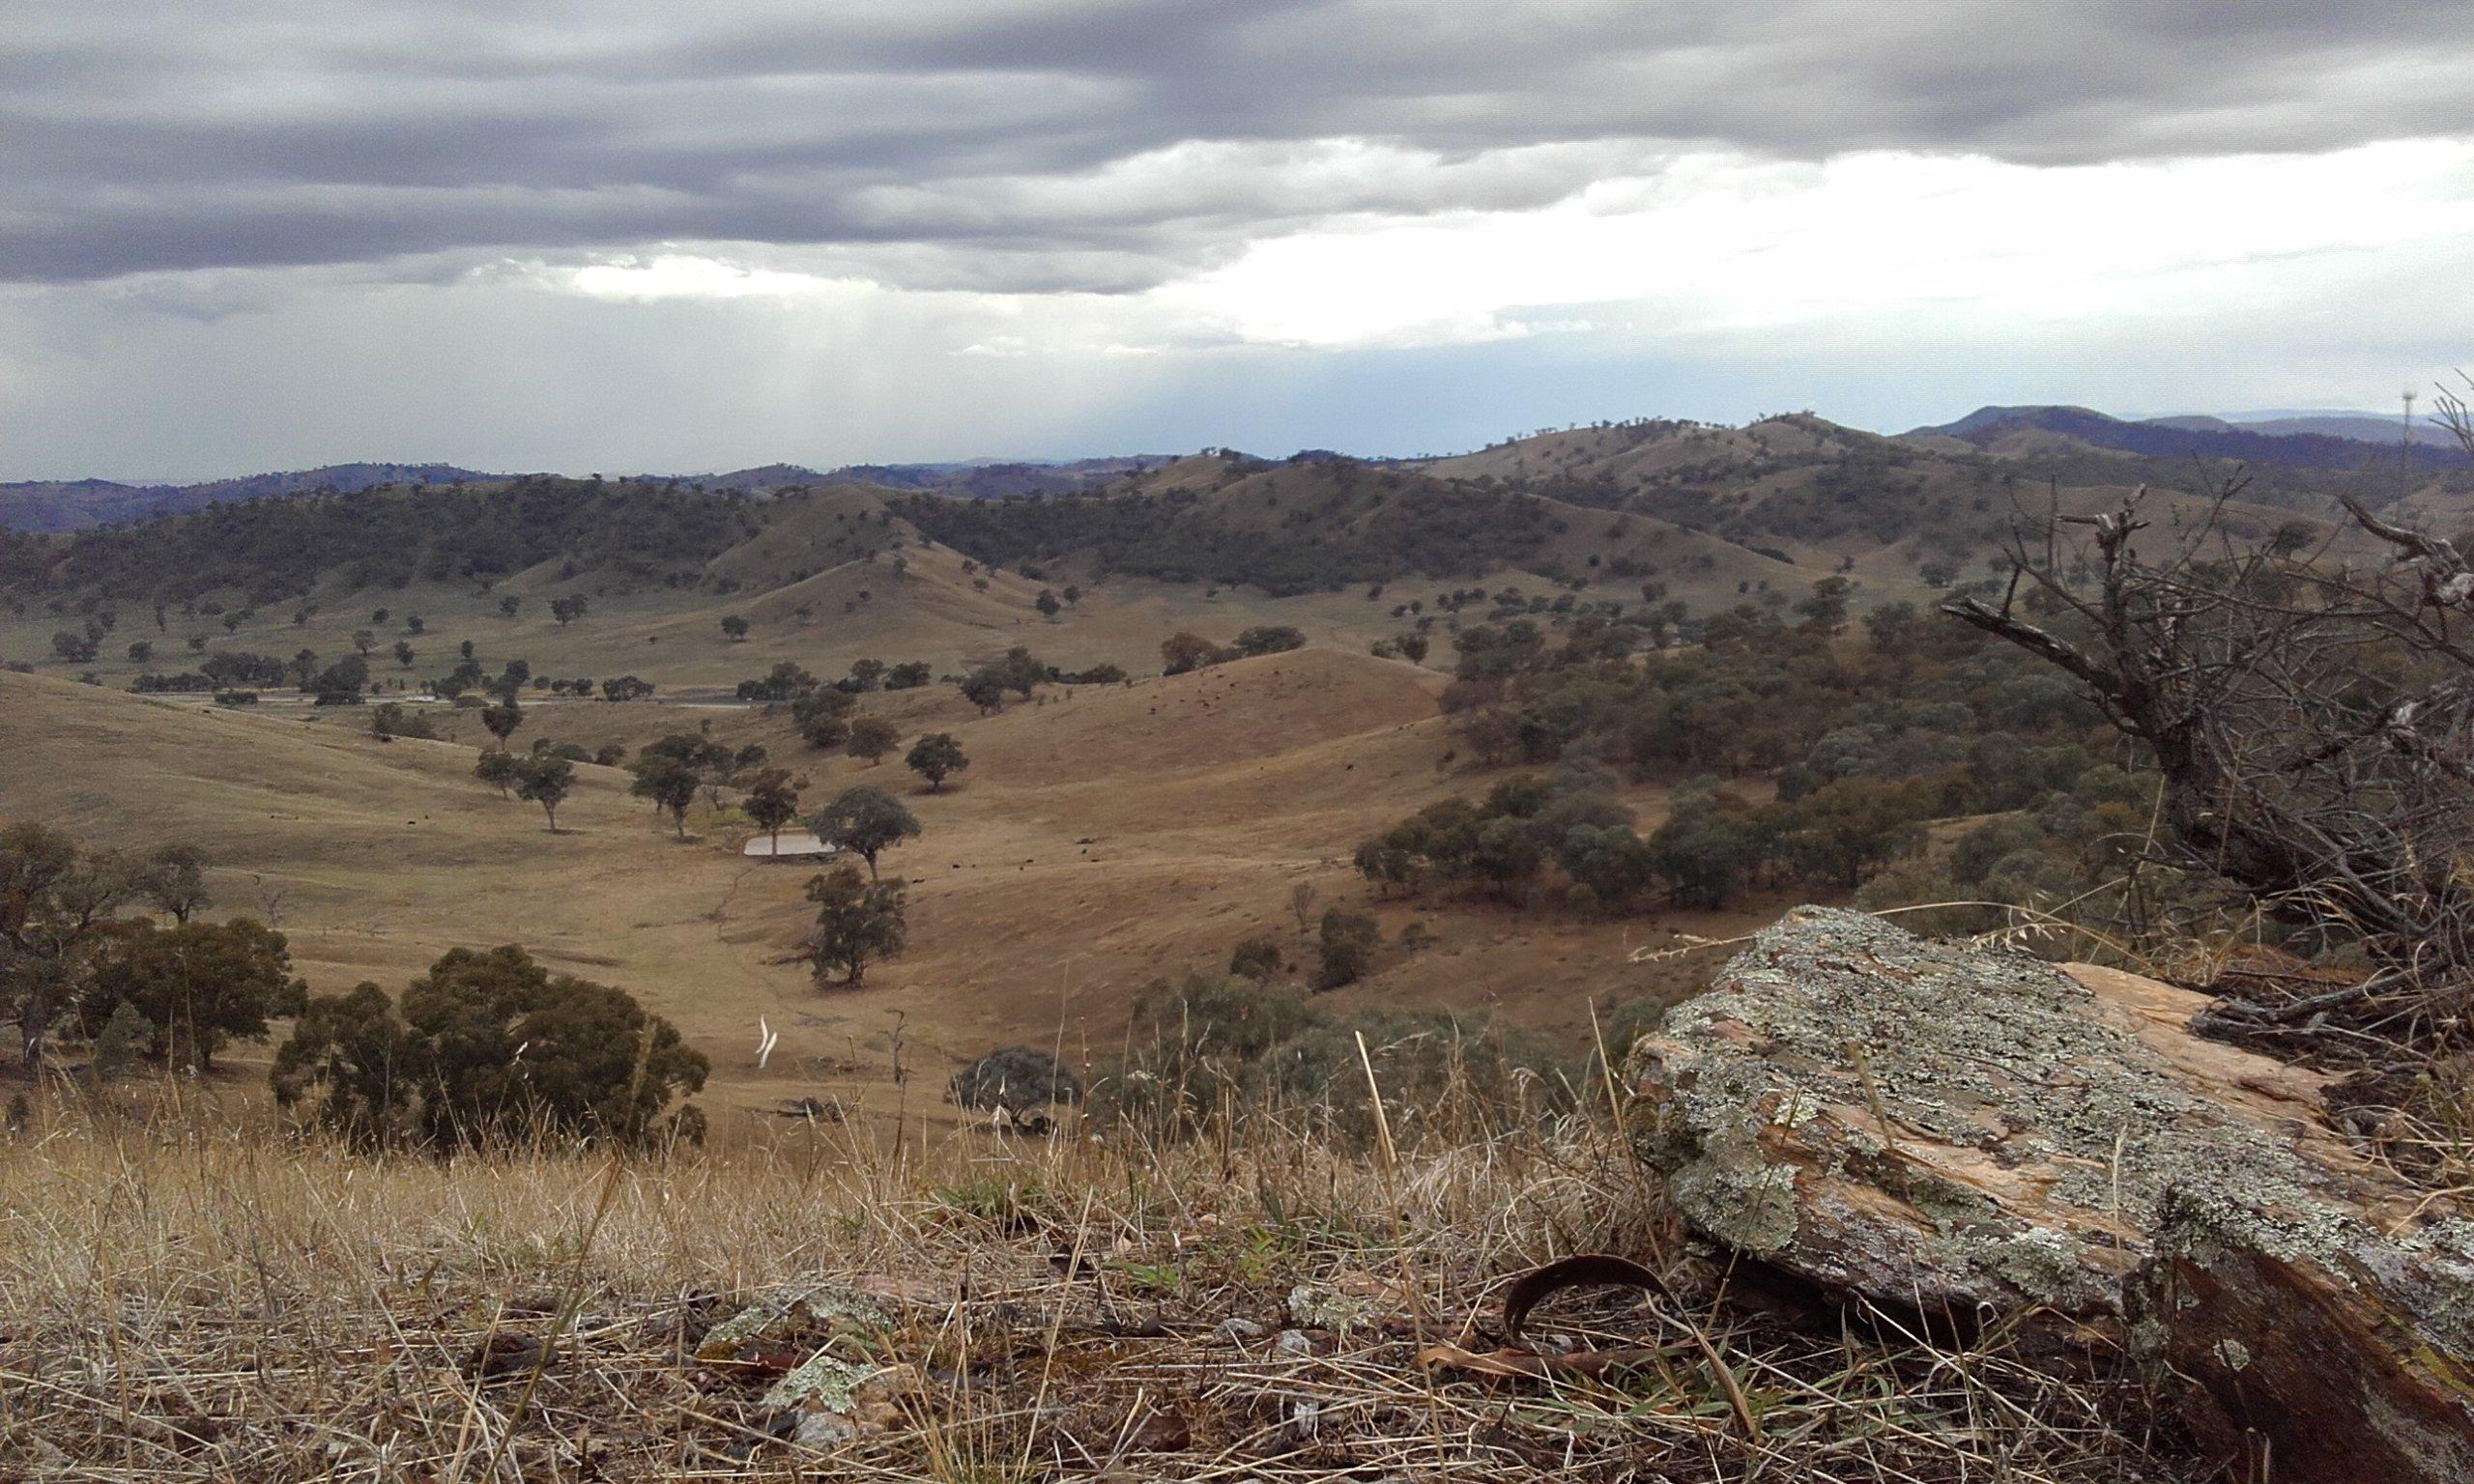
[0,1086,2189,1482]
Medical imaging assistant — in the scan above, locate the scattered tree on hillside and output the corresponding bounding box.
[906,732,969,792]
[1161,630,1232,675]
[1231,625,1305,657]
[960,670,1008,714]
[480,700,523,751]
[742,769,802,854]
[628,755,702,838]
[1862,601,1917,651]
[267,984,407,1147]
[849,658,886,691]
[475,748,520,798]
[791,688,854,748]
[982,646,1047,700]
[601,674,654,701]
[885,661,934,689]
[127,640,152,665]
[0,823,135,1068]
[80,917,305,1071]
[550,595,589,626]
[1036,588,1061,620]
[514,754,575,832]
[1797,577,1852,633]
[369,702,437,740]
[1315,907,1379,990]
[848,715,900,766]
[310,654,369,705]
[720,614,750,642]
[1287,882,1319,942]
[1229,936,1284,981]
[809,785,920,879]
[637,731,736,813]
[499,594,521,617]
[804,864,906,986]
[352,629,377,657]
[270,945,707,1151]
[133,843,212,924]
[392,640,416,668]
[737,660,816,702]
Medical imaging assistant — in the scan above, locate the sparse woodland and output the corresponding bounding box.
[6,400,2474,1479]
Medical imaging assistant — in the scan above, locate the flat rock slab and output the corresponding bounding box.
[1627,906,2474,1483]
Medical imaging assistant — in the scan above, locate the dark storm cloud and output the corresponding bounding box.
[7,0,2471,286]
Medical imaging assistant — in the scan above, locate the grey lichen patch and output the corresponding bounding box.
[762,1350,886,1413]
[1669,1132,1801,1255]
[1625,907,2396,1319]
[696,1284,891,1364]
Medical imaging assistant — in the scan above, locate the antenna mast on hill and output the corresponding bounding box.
[2403,388,2419,494]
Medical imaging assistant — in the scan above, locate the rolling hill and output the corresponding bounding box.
[0,455,1186,534]
[5,404,2458,704]
[0,647,1730,1127]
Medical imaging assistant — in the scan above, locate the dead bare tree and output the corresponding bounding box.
[1946,380,2474,1051]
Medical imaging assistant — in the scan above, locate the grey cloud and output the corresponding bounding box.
[7,0,2472,286]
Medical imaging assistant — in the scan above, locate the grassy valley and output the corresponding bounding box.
[5,407,2469,1481]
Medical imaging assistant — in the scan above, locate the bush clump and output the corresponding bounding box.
[271,944,707,1153]
[1087,973,1571,1148]
[950,1045,1082,1111]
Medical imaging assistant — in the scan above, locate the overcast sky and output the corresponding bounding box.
[6,0,2472,480]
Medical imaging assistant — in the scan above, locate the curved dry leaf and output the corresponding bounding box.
[1501,1253,1668,1341]
[1417,1342,1664,1380]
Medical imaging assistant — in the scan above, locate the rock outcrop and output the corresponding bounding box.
[1627,906,2474,1483]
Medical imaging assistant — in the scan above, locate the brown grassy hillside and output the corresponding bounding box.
[0,652,1743,1127]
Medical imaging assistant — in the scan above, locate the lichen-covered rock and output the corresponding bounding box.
[695,1284,891,1364]
[1628,907,2474,1482]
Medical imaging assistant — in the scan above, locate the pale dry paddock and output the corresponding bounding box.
[0,1094,2188,1483]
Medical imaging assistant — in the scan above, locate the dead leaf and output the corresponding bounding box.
[1417,1343,1664,1380]
[1123,1409,1192,1452]
[465,1331,549,1383]
[1501,1253,1667,1340]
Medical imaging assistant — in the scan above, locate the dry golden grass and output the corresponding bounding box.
[0,658,1759,1131]
[0,1083,2191,1483]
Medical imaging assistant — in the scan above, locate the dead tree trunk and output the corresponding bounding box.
[1943,470,2474,1040]
[1629,909,2474,1483]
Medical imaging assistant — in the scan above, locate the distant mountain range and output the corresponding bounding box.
[0,455,1176,532]
[2146,411,2460,446]
[10,410,2454,626]
[0,464,495,533]
[7,399,2462,535]
[1907,405,2461,471]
